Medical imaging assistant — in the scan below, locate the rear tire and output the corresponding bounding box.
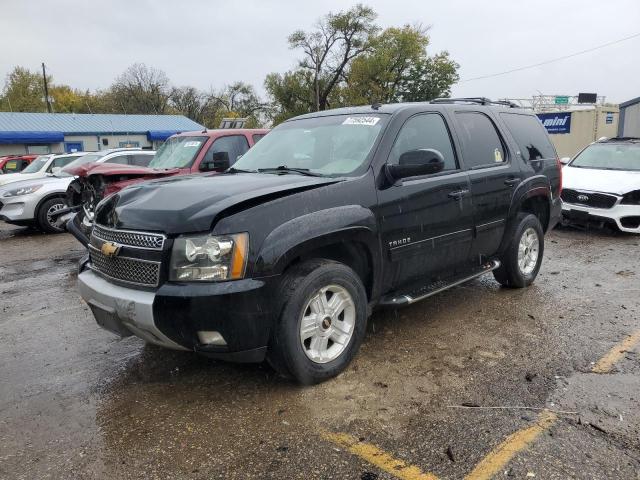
[493,213,544,288]
[267,259,368,385]
[36,197,66,233]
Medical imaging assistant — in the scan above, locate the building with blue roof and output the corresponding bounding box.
[0,112,204,155]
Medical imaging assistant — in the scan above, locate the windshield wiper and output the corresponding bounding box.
[257,165,323,177]
[227,167,257,174]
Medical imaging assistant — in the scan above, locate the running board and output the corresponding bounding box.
[379,260,501,307]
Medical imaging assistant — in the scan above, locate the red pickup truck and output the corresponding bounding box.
[0,155,38,174]
[65,128,269,244]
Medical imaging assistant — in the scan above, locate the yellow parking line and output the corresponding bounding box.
[321,431,440,480]
[464,410,557,480]
[592,329,640,373]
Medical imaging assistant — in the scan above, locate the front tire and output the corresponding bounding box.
[493,213,544,288]
[267,259,368,384]
[36,197,66,233]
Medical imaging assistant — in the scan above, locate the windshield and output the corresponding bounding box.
[148,136,208,169]
[571,143,640,171]
[21,155,50,174]
[233,114,387,176]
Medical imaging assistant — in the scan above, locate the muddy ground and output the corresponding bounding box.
[0,222,639,479]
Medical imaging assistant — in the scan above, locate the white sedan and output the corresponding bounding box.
[0,149,154,233]
[561,138,640,233]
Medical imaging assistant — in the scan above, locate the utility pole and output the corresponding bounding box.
[41,62,52,113]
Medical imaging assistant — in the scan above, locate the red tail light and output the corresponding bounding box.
[556,157,563,196]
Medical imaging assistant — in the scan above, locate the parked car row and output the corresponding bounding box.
[0,149,155,232]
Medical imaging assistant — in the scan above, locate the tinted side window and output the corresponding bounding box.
[252,133,266,143]
[455,112,506,168]
[389,113,457,171]
[130,154,153,166]
[500,113,556,161]
[48,155,77,171]
[205,135,250,165]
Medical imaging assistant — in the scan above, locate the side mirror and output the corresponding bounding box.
[386,149,445,181]
[559,157,571,165]
[51,167,62,174]
[200,151,230,172]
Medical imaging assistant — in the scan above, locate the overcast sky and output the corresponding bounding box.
[1,0,639,104]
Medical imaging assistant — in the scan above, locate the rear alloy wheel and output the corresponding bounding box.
[37,198,66,233]
[268,259,368,384]
[493,213,544,288]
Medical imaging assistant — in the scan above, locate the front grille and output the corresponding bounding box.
[93,225,165,250]
[561,189,618,209]
[89,245,160,287]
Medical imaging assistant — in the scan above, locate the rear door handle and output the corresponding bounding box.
[504,177,520,186]
[448,189,469,200]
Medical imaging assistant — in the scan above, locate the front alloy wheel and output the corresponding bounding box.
[268,259,368,384]
[299,285,356,364]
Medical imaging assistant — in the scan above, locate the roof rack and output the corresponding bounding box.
[430,97,519,108]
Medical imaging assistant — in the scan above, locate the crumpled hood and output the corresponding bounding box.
[64,162,180,178]
[95,172,340,234]
[563,165,640,195]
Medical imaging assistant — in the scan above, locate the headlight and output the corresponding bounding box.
[170,232,248,282]
[621,190,640,205]
[1,184,43,198]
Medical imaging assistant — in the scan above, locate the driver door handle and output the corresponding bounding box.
[448,189,469,200]
[504,177,520,186]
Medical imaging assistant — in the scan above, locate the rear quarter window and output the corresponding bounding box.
[500,113,557,161]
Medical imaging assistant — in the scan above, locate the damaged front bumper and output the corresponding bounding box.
[78,265,277,362]
[562,202,640,233]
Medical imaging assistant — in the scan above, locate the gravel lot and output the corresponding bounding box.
[1,222,639,479]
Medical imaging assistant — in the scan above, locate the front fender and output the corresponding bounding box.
[254,204,380,280]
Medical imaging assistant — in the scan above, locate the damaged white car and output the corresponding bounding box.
[561,137,640,233]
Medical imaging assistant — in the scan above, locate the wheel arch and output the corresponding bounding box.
[254,205,382,300]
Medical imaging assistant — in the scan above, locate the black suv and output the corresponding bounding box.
[77,98,562,384]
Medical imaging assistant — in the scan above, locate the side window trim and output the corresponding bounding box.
[454,110,511,170]
[386,111,461,180]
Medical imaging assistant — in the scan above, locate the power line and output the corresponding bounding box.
[458,31,640,83]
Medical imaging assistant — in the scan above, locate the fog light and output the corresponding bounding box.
[197,330,227,346]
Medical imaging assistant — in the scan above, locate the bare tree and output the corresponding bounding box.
[110,63,171,114]
[288,4,378,111]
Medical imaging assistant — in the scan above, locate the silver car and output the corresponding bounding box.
[0,149,154,233]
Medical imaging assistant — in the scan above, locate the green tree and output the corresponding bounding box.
[398,52,459,102]
[345,25,428,104]
[0,66,47,112]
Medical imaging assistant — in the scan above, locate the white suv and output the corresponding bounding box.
[0,149,154,233]
[0,152,87,186]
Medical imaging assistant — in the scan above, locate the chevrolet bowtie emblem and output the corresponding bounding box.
[101,241,122,258]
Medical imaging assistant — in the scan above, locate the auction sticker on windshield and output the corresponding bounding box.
[184,141,202,148]
[342,117,380,126]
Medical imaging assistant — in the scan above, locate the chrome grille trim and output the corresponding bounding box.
[88,245,161,287]
[93,224,166,250]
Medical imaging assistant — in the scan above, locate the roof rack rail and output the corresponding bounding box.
[599,136,640,142]
[430,97,519,108]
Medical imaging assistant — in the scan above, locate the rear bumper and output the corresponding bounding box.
[562,202,640,233]
[78,268,278,362]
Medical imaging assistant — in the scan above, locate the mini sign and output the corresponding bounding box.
[537,112,572,134]
[554,96,569,105]
[606,112,614,124]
